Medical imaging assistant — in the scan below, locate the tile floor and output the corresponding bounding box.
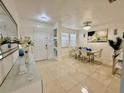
[36,57,120,93]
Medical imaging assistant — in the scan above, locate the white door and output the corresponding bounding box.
[33,31,49,61]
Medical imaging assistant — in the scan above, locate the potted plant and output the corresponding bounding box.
[108,37,123,74]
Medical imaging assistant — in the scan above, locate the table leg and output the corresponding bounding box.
[92,54,95,62]
[88,55,91,62]
[89,54,94,63]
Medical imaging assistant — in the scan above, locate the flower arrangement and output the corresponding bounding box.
[22,37,34,48]
[0,36,20,45]
[1,37,11,45]
[108,37,122,51]
[108,37,123,58]
[108,37,123,75]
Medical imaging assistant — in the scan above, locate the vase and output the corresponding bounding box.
[18,56,27,75]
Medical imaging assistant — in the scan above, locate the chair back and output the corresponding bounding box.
[80,49,87,57]
[97,49,103,58]
[70,48,76,56]
[76,49,81,55]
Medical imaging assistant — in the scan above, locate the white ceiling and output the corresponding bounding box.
[15,0,124,29]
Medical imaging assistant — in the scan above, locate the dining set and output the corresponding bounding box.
[70,47,103,63]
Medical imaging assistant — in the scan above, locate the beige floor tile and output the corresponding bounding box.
[36,57,120,93]
[104,88,117,93]
[57,75,79,92]
[81,77,107,93]
[70,72,88,83]
[43,79,66,93]
[107,77,120,93]
[91,72,112,86]
[67,83,93,93]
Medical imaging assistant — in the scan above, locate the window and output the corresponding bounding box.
[61,32,77,47]
[70,33,76,47]
[61,33,69,47]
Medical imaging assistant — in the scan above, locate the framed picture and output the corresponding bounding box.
[114,29,118,35]
[123,32,124,38]
[83,34,85,38]
[87,29,108,43]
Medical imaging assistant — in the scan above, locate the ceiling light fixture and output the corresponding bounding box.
[83,21,92,31]
[40,14,50,22]
[108,0,117,3]
[81,87,88,93]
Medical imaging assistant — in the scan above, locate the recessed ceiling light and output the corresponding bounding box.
[40,14,50,22]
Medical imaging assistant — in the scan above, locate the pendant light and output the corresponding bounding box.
[83,21,92,31]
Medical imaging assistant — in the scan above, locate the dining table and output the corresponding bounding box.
[83,49,99,63]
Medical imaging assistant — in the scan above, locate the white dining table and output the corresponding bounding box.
[83,49,99,62]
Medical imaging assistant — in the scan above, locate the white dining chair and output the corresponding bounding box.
[79,50,89,62]
[69,48,76,57]
[93,49,103,62]
[75,49,81,59]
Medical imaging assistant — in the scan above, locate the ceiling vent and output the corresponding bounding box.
[108,0,117,3]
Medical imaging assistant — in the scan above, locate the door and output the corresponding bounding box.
[33,31,49,61]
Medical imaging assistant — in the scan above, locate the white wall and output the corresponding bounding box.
[79,21,124,65]
[19,20,79,59]
[19,19,53,37]
[2,0,19,25]
[19,19,54,59]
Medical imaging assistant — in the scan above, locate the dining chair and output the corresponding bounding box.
[70,48,76,57]
[79,50,89,62]
[75,49,81,59]
[93,49,103,61]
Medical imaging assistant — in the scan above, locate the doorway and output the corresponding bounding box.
[33,31,49,61]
